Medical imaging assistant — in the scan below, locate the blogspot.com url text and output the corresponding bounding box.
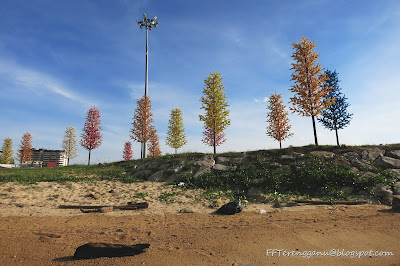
[266,249,394,259]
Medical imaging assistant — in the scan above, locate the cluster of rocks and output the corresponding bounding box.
[115,145,400,207]
[293,146,400,205]
[339,146,400,205]
[122,153,241,183]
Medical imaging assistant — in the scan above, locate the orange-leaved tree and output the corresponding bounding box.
[130,95,154,159]
[266,93,293,149]
[148,127,162,158]
[80,106,103,165]
[199,71,230,154]
[289,37,333,145]
[18,132,32,163]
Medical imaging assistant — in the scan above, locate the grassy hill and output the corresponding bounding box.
[1,144,399,204]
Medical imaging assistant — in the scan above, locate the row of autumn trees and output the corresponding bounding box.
[125,70,231,160]
[266,37,352,147]
[126,36,352,160]
[0,107,103,165]
[0,133,35,164]
[1,36,353,165]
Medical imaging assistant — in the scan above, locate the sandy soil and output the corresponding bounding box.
[0,181,399,265]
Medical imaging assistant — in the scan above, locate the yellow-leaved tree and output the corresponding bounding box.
[166,108,187,154]
[199,71,230,154]
[266,93,293,149]
[289,37,333,145]
[0,137,14,164]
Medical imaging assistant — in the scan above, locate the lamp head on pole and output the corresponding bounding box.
[136,13,159,30]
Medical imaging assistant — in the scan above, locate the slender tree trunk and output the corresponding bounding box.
[141,142,143,159]
[175,148,177,154]
[213,131,216,154]
[88,150,91,165]
[311,115,318,145]
[279,140,282,149]
[143,141,147,158]
[335,125,340,146]
[67,142,69,166]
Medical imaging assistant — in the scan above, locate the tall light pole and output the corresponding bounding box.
[137,13,158,158]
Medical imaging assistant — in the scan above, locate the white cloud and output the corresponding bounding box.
[254,97,269,103]
[0,58,95,107]
[224,29,243,47]
[263,36,289,59]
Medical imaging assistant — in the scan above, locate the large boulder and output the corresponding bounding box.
[360,147,385,161]
[194,167,211,178]
[311,151,335,159]
[281,154,295,160]
[133,170,153,179]
[392,196,400,212]
[195,155,215,168]
[342,152,361,163]
[373,185,393,205]
[216,156,230,165]
[386,150,400,160]
[393,182,400,195]
[373,185,393,198]
[216,199,243,215]
[148,170,165,182]
[74,243,150,259]
[342,151,379,172]
[374,156,400,169]
[212,164,228,171]
[352,161,378,173]
[137,162,151,170]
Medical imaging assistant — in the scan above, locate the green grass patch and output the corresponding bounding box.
[158,192,180,203]
[175,153,388,200]
[133,192,148,199]
[0,164,137,184]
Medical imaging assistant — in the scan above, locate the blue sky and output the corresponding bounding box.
[1,0,399,164]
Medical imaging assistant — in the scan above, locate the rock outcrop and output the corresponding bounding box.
[374,156,400,169]
[392,196,400,212]
[216,200,242,215]
[111,144,400,205]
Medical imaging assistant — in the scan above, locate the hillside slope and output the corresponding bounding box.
[112,144,400,205]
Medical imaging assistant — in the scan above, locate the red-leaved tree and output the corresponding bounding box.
[80,106,103,165]
[148,127,162,158]
[122,141,133,161]
[202,124,226,147]
[18,132,33,163]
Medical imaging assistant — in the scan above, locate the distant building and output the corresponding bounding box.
[31,149,68,167]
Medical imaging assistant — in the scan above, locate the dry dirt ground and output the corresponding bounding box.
[0,181,399,266]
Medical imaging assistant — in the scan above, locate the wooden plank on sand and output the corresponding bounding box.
[295,200,368,205]
[59,202,149,210]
